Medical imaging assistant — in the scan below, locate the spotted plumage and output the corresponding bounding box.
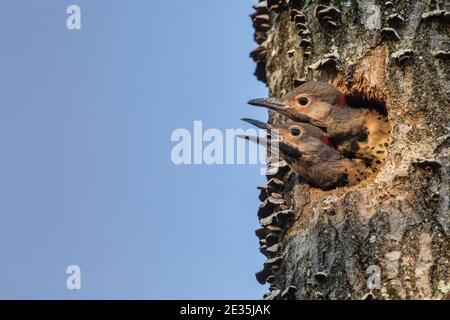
[238,119,371,190]
[247,81,389,170]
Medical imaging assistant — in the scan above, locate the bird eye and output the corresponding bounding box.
[291,128,301,136]
[298,97,309,106]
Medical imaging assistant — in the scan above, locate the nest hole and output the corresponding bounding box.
[345,94,388,117]
[311,91,392,192]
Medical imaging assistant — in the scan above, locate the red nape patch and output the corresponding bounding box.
[321,136,334,148]
[336,95,348,107]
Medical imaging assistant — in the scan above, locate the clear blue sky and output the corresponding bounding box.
[0,1,270,299]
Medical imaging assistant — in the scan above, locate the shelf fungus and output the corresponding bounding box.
[264,289,281,300]
[267,160,289,171]
[255,227,269,240]
[254,31,267,45]
[281,285,297,300]
[293,77,307,88]
[387,13,404,26]
[314,271,328,283]
[257,199,275,219]
[252,0,268,11]
[421,9,447,21]
[362,292,376,300]
[259,212,279,227]
[268,195,285,205]
[270,192,283,200]
[259,209,293,227]
[266,225,283,233]
[298,28,311,36]
[266,275,276,284]
[254,62,267,83]
[259,244,268,256]
[257,182,283,202]
[314,4,341,26]
[300,38,312,48]
[295,22,308,31]
[255,255,283,285]
[267,177,285,189]
[255,268,271,284]
[257,189,270,203]
[290,9,301,21]
[252,14,270,29]
[380,27,401,41]
[276,209,294,225]
[250,1,271,84]
[265,232,280,247]
[293,13,307,24]
[250,45,267,62]
[258,196,285,219]
[391,48,414,64]
[258,23,272,32]
[264,256,283,268]
[307,52,339,70]
[432,50,450,60]
[267,0,281,11]
[265,243,280,257]
[264,160,290,175]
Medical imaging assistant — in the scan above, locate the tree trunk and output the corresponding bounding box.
[250,0,450,300]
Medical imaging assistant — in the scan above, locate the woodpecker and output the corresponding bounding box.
[247,81,389,168]
[238,118,371,190]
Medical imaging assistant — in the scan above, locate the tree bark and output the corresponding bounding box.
[250,0,450,300]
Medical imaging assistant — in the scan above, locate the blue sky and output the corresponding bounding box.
[0,1,270,299]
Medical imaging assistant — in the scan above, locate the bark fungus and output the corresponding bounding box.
[249,0,450,300]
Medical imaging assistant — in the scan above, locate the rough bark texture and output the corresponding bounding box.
[250,0,449,300]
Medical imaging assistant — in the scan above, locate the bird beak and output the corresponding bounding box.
[247,98,289,112]
[237,135,302,159]
[236,135,270,147]
[241,118,272,130]
[247,98,311,123]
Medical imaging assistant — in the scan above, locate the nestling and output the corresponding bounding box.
[238,118,371,190]
[247,81,389,168]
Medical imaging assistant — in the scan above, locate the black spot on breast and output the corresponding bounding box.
[321,173,349,190]
[350,139,360,152]
[358,130,369,142]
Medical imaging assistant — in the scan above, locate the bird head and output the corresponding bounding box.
[238,118,337,162]
[247,81,348,130]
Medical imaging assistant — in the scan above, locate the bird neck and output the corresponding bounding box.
[328,107,369,137]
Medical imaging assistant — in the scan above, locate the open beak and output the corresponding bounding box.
[240,118,302,159]
[236,135,302,159]
[236,135,268,146]
[241,118,272,130]
[247,98,289,112]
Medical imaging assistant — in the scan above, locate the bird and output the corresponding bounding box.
[247,81,389,169]
[238,118,371,190]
